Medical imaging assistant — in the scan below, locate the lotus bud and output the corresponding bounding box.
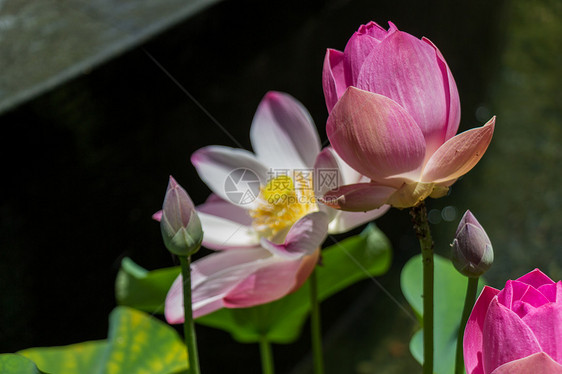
[451,210,493,277]
[160,176,203,256]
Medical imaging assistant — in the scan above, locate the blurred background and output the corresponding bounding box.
[1,0,561,372]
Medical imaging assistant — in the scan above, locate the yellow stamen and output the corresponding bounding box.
[249,175,317,239]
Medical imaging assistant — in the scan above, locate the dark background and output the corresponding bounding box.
[2,0,561,372]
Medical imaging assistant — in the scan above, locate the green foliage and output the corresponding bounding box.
[115,257,181,314]
[18,307,187,374]
[400,254,484,374]
[116,224,392,344]
[0,354,48,374]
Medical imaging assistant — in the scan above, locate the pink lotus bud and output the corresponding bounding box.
[464,269,562,373]
[451,210,493,277]
[160,176,202,256]
[320,22,495,212]
[322,21,461,155]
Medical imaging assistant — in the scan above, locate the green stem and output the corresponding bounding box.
[455,277,479,374]
[309,269,325,374]
[259,337,275,374]
[180,256,201,374]
[410,201,434,374]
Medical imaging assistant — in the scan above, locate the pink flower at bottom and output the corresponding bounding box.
[464,269,562,374]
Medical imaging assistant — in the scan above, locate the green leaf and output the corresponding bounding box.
[400,254,485,374]
[0,354,48,374]
[196,223,392,343]
[115,257,180,313]
[18,307,187,374]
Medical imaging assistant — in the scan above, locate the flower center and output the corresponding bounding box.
[249,174,317,240]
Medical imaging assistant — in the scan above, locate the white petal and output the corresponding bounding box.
[250,91,321,170]
[198,211,259,250]
[192,146,267,209]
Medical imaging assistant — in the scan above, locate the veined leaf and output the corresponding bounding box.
[18,307,187,374]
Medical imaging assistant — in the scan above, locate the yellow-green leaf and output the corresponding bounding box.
[0,354,48,374]
[19,307,187,374]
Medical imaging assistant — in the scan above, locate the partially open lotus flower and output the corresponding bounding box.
[162,91,388,322]
[321,21,495,211]
[464,269,562,373]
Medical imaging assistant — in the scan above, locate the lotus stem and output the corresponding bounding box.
[259,336,275,374]
[410,201,434,374]
[455,276,479,374]
[180,256,201,374]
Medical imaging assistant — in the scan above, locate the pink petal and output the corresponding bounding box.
[343,30,381,87]
[191,146,267,209]
[497,280,551,317]
[421,117,495,184]
[513,284,551,317]
[537,281,562,303]
[327,87,426,183]
[311,148,339,219]
[361,21,396,39]
[355,30,449,155]
[314,147,368,196]
[313,147,343,199]
[464,286,500,374]
[313,147,389,227]
[517,268,555,288]
[482,298,542,374]
[223,252,317,308]
[152,210,162,222]
[250,91,321,170]
[342,21,397,87]
[422,37,461,144]
[321,147,368,185]
[165,275,185,324]
[523,303,562,365]
[165,247,271,322]
[491,352,562,374]
[328,207,390,234]
[260,211,329,259]
[321,183,396,212]
[496,281,519,309]
[322,49,346,113]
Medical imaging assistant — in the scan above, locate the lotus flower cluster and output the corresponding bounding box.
[321,21,495,210]
[162,92,388,322]
[464,269,562,373]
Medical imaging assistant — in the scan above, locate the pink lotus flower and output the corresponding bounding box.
[464,269,562,373]
[321,22,495,210]
[163,91,388,323]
